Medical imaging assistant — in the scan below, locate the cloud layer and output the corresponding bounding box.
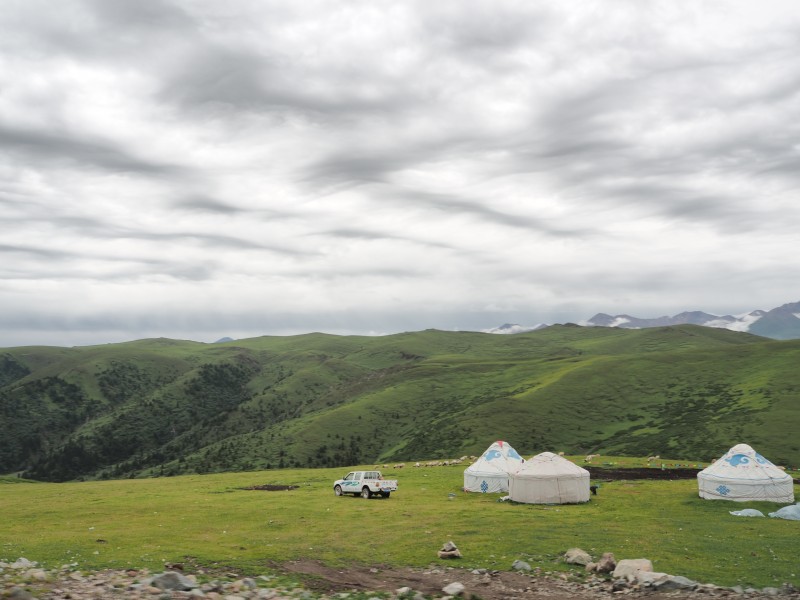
[2,0,800,346]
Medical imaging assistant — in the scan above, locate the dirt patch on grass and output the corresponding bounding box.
[276,559,764,599]
[240,484,299,491]
[585,467,701,481]
[279,559,614,599]
[586,467,800,485]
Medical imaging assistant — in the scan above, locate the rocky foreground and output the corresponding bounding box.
[2,556,799,600]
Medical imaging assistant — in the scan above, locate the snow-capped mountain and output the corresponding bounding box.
[483,323,548,334]
[486,301,800,340]
[584,301,800,340]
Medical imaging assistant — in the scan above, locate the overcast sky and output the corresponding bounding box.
[2,0,800,347]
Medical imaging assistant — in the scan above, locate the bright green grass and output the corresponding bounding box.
[1,465,798,589]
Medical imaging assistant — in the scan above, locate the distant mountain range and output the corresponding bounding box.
[487,300,800,340]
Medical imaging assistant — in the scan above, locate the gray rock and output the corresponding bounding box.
[634,570,669,585]
[651,575,697,591]
[441,540,458,552]
[442,581,465,596]
[438,540,462,558]
[25,568,48,582]
[612,558,653,580]
[761,587,781,596]
[564,547,593,566]
[150,571,199,591]
[511,560,532,572]
[6,587,34,600]
[612,578,630,592]
[241,577,258,590]
[595,552,616,574]
[10,558,36,569]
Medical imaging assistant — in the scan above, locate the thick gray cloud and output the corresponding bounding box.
[1,0,800,347]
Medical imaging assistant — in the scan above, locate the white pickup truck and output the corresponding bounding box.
[333,470,398,499]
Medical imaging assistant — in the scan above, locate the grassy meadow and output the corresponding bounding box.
[2,461,799,590]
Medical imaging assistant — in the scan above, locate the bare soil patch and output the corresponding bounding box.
[277,559,785,599]
[586,467,800,485]
[585,467,701,481]
[240,484,299,491]
[279,559,614,599]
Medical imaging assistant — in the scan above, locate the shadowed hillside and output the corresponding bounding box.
[2,325,798,481]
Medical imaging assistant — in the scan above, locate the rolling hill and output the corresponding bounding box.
[2,325,799,481]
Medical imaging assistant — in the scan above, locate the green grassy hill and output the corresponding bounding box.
[2,325,799,481]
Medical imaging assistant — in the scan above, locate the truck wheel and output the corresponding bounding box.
[361,486,372,499]
[334,485,343,496]
[381,491,391,498]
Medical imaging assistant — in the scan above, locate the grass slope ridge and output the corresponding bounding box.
[1,325,798,481]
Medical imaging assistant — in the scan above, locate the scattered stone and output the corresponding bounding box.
[150,570,199,591]
[612,558,653,580]
[651,574,698,591]
[26,568,48,581]
[633,570,669,585]
[564,547,593,566]
[612,578,630,592]
[3,558,794,600]
[9,558,36,570]
[595,551,616,573]
[442,581,465,596]
[237,577,257,590]
[511,559,532,572]
[438,540,462,559]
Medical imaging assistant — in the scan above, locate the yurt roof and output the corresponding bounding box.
[464,440,524,476]
[513,452,589,479]
[699,443,791,482]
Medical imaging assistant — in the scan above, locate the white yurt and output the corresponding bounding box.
[509,452,591,504]
[463,440,524,493]
[697,443,794,503]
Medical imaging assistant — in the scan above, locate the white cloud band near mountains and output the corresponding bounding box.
[485,300,800,340]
